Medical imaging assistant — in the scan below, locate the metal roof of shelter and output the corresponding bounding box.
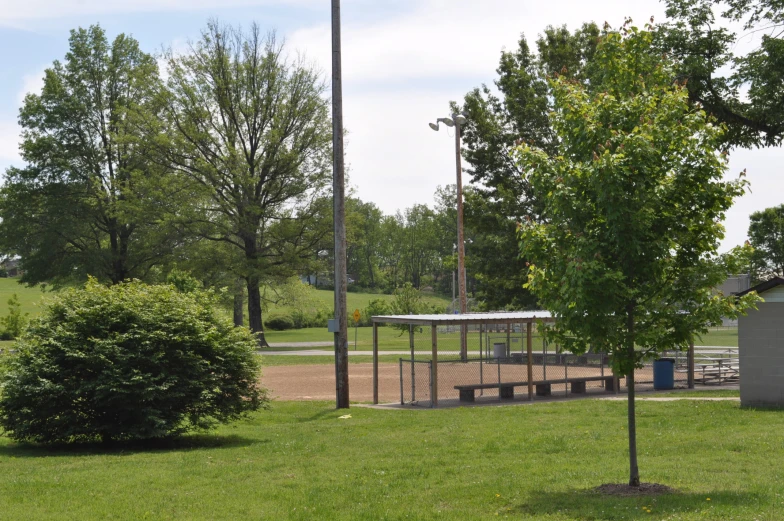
[371,311,553,326]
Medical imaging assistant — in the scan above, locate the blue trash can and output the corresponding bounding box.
[653,358,675,390]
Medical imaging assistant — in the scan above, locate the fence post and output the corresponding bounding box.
[399,358,404,405]
[497,356,502,401]
[373,322,379,404]
[431,323,438,407]
[688,341,695,389]
[527,321,533,402]
[564,352,568,396]
[429,360,434,408]
[409,324,415,401]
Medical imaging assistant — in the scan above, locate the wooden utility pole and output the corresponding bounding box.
[332,0,349,409]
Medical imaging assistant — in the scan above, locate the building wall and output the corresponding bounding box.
[739,301,784,407]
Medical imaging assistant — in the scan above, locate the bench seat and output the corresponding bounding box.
[454,375,616,402]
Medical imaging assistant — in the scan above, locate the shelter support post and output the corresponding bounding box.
[527,320,533,401]
[409,324,415,402]
[431,322,438,407]
[373,322,379,404]
[688,341,695,389]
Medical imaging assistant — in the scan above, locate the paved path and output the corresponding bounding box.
[262,349,461,356]
[267,342,333,348]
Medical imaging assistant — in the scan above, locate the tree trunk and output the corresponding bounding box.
[627,361,640,486]
[233,278,244,326]
[626,307,640,487]
[246,275,269,348]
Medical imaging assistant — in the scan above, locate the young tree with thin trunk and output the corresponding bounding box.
[516,23,759,487]
[159,22,332,345]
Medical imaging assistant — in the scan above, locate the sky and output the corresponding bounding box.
[0,0,781,252]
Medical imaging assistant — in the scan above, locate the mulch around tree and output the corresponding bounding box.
[593,483,677,496]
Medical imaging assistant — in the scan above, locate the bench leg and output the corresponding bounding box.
[570,381,587,394]
[535,383,551,396]
[500,386,514,400]
[458,389,475,402]
[604,377,617,392]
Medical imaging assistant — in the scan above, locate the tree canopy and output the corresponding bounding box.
[0,26,179,286]
[157,22,332,344]
[516,23,759,486]
[748,204,784,280]
[659,0,784,147]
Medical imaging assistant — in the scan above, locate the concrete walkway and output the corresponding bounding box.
[262,349,461,356]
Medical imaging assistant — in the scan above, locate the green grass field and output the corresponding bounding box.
[0,277,741,354]
[0,398,781,520]
[0,277,450,319]
[0,277,49,317]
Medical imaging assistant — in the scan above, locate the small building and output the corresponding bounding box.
[737,277,784,408]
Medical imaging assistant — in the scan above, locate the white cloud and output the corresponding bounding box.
[1,0,780,253]
[0,0,320,23]
[289,0,668,84]
[17,68,46,105]
[0,122,21,164]
[723,147,784,251]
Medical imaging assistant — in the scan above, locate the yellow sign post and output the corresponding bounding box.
[352,309,361,350]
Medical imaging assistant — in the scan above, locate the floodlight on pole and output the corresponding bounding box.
[430,111,469,361]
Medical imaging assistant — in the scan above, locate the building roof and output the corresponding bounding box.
[371,311,554,326]
[736,277,784,297]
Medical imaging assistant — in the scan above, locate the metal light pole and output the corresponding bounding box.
[332,0,349,409]
[430,113,468,360]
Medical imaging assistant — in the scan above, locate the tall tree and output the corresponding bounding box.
[458,23,600,309]
[748,204,784,280]
[158,22,332,345]
[660,0,784,147]
[0,26,176,286]
[516,24,758,487]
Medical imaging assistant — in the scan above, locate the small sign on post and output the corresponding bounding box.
[352,309,361,351]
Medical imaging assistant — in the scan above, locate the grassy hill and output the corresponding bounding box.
[0,278,49,318]
[0,278,451,320]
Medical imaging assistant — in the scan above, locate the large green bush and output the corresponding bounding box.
[265,314,295,331]
[0,279,266,444]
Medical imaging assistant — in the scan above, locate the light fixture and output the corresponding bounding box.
[455,114,467,126]
[429,122,439,131]
[441,117,455,127]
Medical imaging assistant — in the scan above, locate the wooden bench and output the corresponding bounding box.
[454,376,617,402]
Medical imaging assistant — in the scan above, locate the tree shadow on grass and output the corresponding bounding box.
[513,488,763,520]
[0,433,263,458]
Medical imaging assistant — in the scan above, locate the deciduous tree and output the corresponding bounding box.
[516,24,758,487]
[748,204,784,280]
[158,22,332,345]
[0,26,177,286]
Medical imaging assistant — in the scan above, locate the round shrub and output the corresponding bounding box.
[0,279,266,444]
[264,314,295,331]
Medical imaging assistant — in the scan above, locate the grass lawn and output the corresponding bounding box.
[692,327,739,347]
[0,277,48,317]
[268,288,450,316]
[0,399,781,520]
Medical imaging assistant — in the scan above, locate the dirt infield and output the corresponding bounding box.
[261,363,402,402]
[260,362,642,403]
